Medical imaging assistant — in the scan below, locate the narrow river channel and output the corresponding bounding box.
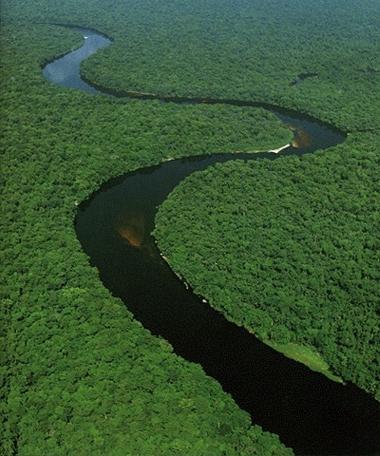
[43,26,380,455]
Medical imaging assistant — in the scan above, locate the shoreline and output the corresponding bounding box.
[268,143,292,154]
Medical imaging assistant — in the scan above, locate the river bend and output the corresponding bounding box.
[43,26,380,455]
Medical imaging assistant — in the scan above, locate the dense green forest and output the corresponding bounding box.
[82,0,380,132]
[1,20,292,456]
[155,132,380,397]
[7,0,375,132]
[3,0,380,133]
[2,0,380,454]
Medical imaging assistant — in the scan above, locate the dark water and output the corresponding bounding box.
[43,26,380,455]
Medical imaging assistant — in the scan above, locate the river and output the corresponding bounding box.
[43,25,380,455]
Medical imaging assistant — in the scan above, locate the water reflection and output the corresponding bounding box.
[117,213,145,247]
[292,128,312,148]
[43,27,111,93]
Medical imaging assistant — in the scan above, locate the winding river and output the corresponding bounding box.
[43,26,380,455]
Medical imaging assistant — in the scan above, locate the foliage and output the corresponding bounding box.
[266,341,343,384]
[2,0,380,453]
[31,0,380,132]
[3,1,380,132]
[1,22,292,456]
[155,132,380,398]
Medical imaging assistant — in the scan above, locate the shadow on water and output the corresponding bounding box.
[43,26,380,455]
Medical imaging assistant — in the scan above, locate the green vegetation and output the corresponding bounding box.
[2,0,380,454]
[85,0,379,132]
[1,20,292,456]
[3,0,380,132]
[265,342,343,384]
[155,132,380,398]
